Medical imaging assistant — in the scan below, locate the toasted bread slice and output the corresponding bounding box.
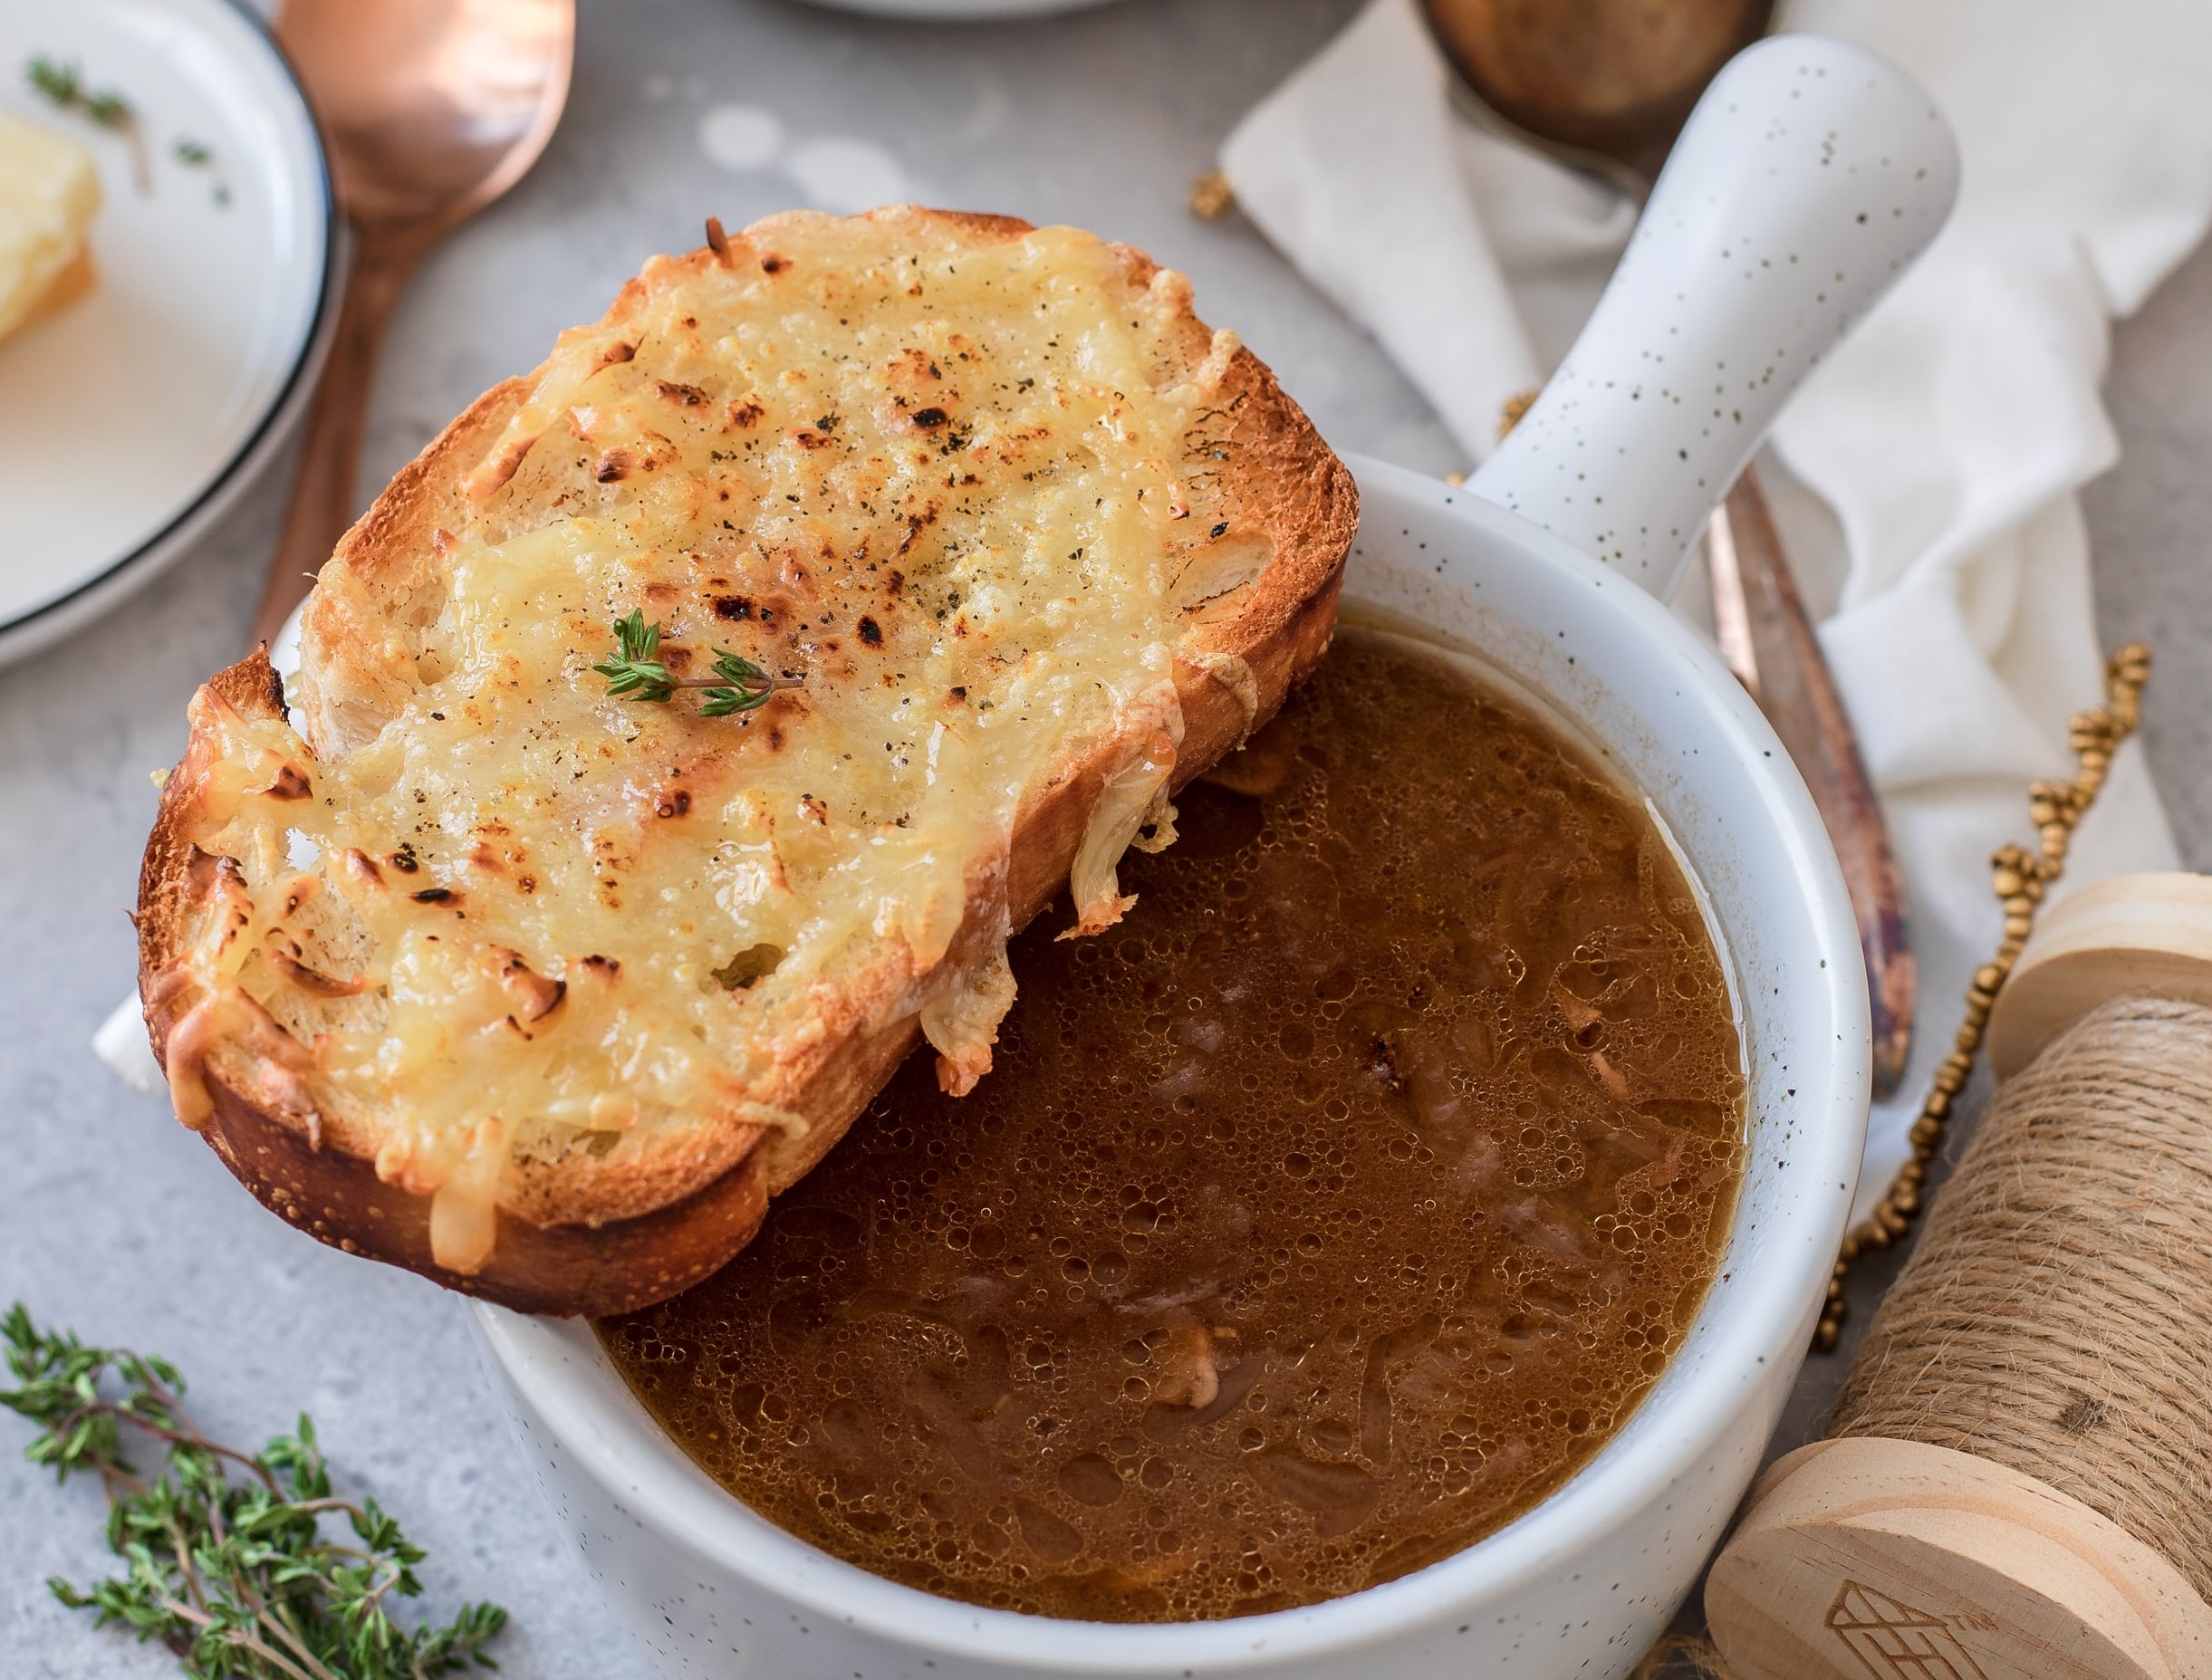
[137,207,1354,1315]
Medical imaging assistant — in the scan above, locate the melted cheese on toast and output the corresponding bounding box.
[162,212,1248,1271]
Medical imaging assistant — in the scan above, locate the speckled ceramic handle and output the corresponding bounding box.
[1467,34,1959,594]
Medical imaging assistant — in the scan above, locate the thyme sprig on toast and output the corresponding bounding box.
[1,1304,507,1680]
[593,609,800,717]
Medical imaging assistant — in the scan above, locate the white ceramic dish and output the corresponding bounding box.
[0,0,332,668]
[472,469,1860,1676]
[471,35,1956,1680]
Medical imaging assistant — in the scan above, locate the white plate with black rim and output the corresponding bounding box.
[0,0,332,669]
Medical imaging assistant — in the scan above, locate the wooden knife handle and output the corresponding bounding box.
[1715,466,1916,1099]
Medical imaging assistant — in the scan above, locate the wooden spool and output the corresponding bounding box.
[1705,871,2212,1680]
[1986,872,2212,1081]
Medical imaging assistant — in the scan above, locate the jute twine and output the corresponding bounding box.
[1829,991,2212,1601]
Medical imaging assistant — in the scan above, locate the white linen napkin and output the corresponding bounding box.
[1221,0,2201,1223]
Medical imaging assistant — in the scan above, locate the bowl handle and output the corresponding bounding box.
[1467,34,1959,597]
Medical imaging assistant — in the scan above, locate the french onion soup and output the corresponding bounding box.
[600,620,1746,1621]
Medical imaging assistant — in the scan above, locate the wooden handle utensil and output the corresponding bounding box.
[1707,468,1917,1099]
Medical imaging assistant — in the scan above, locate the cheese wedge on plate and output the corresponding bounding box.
[0,110,100,343]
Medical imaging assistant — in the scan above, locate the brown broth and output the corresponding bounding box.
[599,623,1745,1622]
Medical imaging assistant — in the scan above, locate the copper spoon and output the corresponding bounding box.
[246,0,575,652]
[1423,0,1918,1098]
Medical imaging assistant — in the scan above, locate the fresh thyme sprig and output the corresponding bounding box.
[592,609,801,718]
[26,55,151,191]
[26,57,132,130]
[2,1303,508,1680]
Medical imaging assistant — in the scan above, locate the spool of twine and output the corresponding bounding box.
[1828,991,2212,1601]
[1703,872,2212,1680]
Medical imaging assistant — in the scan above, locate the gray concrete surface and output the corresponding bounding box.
[4,2,2206,1674]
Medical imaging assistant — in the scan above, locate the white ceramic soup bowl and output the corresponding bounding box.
[471,35,1956,1680]
[468,475,1866,1678]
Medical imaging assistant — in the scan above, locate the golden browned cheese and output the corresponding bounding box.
[601,624,1746,1621]
[153,214,1265,1275]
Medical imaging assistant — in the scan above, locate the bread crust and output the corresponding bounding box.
[137,207,1355,1316]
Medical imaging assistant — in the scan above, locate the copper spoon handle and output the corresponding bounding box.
[245,226,426,652]
[1710,466,1916,1098]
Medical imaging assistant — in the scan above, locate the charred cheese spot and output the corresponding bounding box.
[253,763,313,801]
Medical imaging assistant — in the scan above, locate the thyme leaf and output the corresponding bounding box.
[2,1303,508,1679]
[698,648,783,717]
[591,608,674,701]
